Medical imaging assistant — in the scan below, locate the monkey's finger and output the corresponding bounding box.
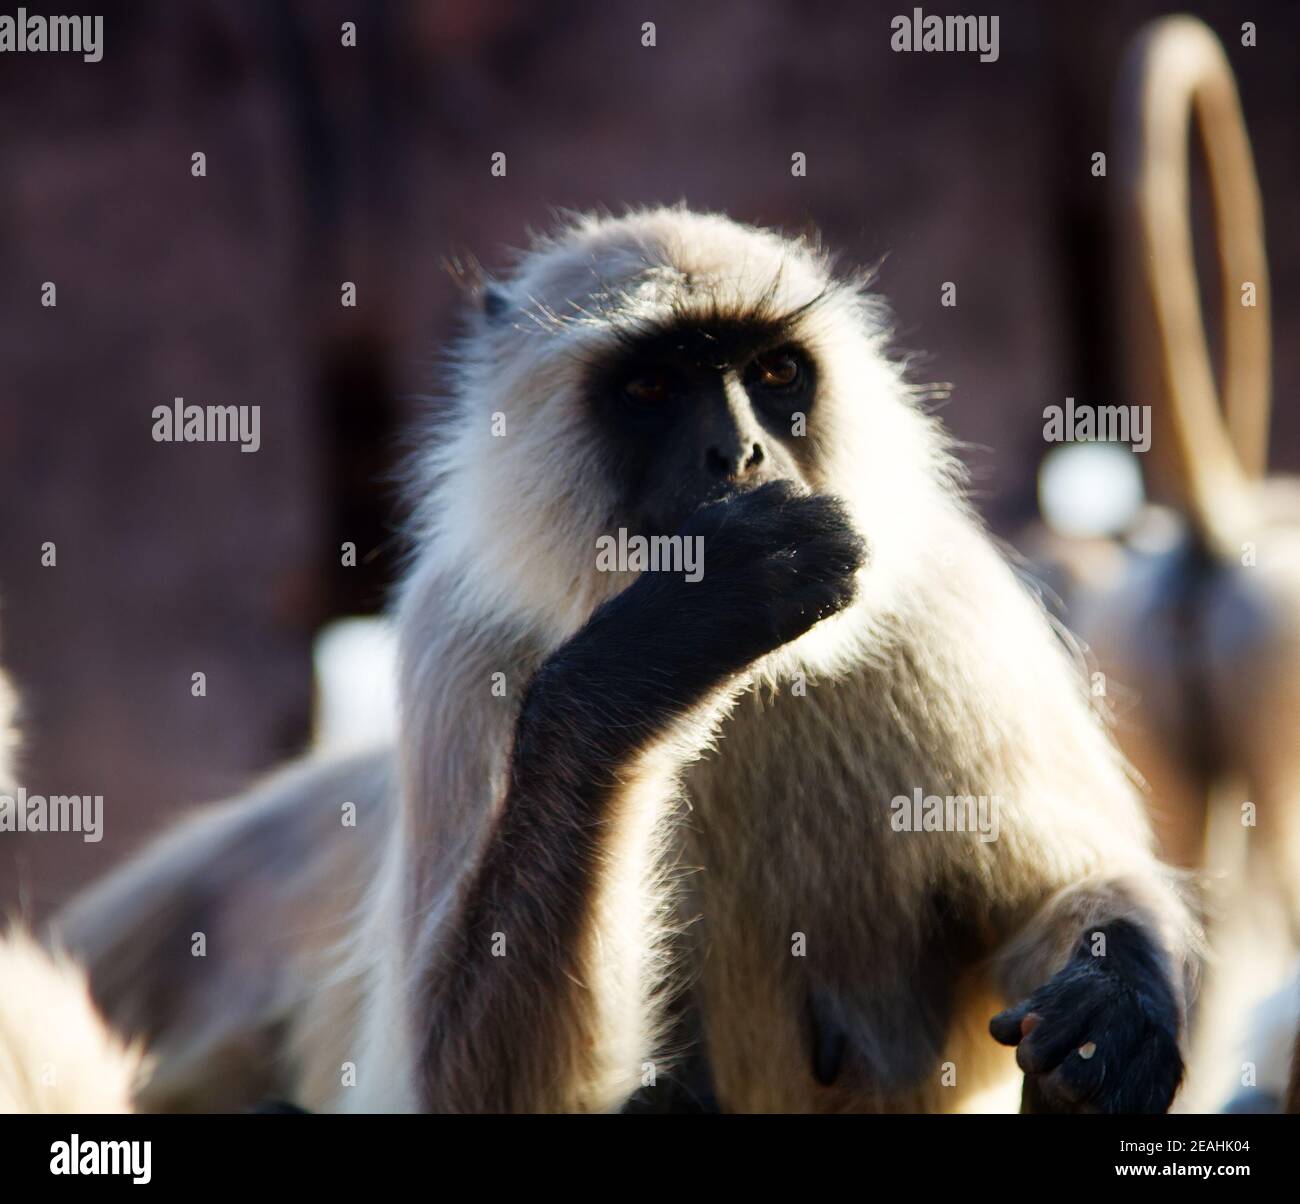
[989,1002,1033,1046]
[1016,1000,1106,1074]
[772,581,857,641]
[1039,1041,1108,1107]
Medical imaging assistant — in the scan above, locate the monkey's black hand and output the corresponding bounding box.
[670,479,867,664]
[520,480,864,768]
[989,920,1183,1114]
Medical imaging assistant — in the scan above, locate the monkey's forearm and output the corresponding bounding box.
[416,685,686,1111]
[414,587,758,1111]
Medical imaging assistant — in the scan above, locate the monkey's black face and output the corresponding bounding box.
[586,318,820,536]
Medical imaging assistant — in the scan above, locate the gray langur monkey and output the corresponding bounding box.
[54,207,1198,1114]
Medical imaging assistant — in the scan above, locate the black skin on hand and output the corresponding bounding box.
[990,919,1184,1114]
[518,480,866,773]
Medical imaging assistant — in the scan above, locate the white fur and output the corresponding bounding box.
[0,928,143,1112]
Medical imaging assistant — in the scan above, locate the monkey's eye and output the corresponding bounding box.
[746,347,805,392]
[622,368,682,408]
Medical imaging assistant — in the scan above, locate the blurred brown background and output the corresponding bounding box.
[1,0,1296,916]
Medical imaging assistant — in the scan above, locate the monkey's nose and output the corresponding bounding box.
[705,441,765,480]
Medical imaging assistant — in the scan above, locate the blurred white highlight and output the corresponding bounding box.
[312,617,399,753]
[1037,442,1145,539]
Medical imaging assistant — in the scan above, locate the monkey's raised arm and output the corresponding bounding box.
[411,482,863,1111]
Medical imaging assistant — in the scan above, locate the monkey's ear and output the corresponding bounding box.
[442,254,509,323]
[481,282,511,323]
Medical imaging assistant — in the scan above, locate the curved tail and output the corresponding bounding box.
[1117,15,1271,555]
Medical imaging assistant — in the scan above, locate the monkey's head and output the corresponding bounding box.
[415,207,959,655]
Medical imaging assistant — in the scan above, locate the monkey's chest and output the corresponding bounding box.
[675,687,1002,1110]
